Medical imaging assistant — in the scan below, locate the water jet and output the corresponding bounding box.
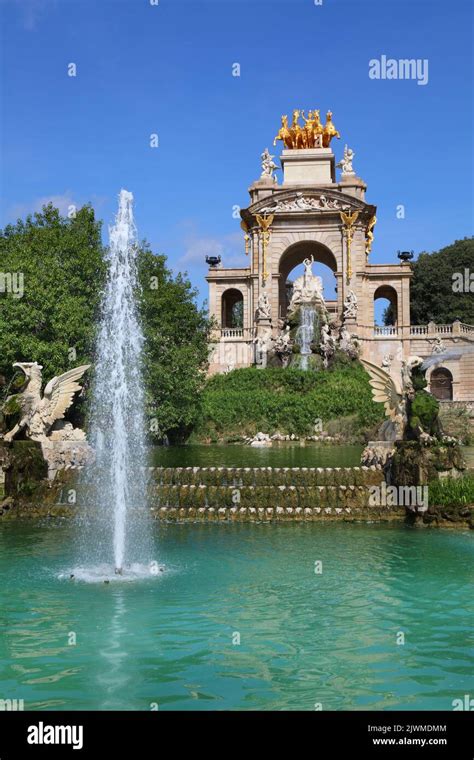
[77,189,154,579]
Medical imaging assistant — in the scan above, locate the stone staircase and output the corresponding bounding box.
[146,466,403,521]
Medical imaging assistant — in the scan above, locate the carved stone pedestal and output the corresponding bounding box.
[41,439,94,481]
[281,148,335,185]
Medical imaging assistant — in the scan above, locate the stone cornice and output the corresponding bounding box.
[242,188,375,224]
[205,267,251,281]
[363,265,413,278]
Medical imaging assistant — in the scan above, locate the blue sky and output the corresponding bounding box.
[0,0,472,308]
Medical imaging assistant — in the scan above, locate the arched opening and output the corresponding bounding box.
[374,285,398,328]
[278,241,338,320]
[221,288,244,328]
[430,367,453,400]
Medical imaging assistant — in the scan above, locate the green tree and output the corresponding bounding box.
[0,204,106,387]
[138,247,213,442]
[0,205,213,442]
[382,302,395,326]
[231,299,243,328]
[409,238,474,325]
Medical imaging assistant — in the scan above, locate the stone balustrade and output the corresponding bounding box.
[409,320,474,338]
[220,327,253,339]
[374,326,398,337]
[373,321,474,339]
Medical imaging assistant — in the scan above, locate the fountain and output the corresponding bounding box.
[287,257,326,370]
[76,190,153,580]
[295,305,318,370]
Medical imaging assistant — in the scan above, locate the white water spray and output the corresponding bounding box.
[421,350,462,371]
[296,305,318,370]
[81,190,151,575]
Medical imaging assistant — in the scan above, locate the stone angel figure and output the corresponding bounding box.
[428,336,446,355]
[336,145,355,176]
[320,322,335,368]
[2,362,90,443]
[274,325,292,367]
[339,325,359,359]
[343,289,358,320]
[260,147,278,181]
[253,327,273,366]
[256,291,271,320]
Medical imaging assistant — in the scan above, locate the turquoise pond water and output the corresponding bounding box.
[0,520,472,711]
[151,443,363,468]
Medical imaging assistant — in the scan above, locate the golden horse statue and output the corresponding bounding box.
[273,115,293,149]
[273,109,340,150]
[289,109,305,149]
[322,110,340,148]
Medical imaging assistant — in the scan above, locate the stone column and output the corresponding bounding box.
[400,270,411,354]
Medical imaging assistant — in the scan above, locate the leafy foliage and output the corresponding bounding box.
[194,364,385,441]
[0,204,106,384]
[409,391,440,436]
[137,248,213,442]
[231,300,243,328]
[428,475,474,508]
[410,238,474,325]
[382,303,395,326]
[0,205,213,442]
[438,405,472,445]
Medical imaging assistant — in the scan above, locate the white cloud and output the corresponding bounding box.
[178,223,245,269]
[1,0,57,31]
[8,191,78,220]
[181,235,224,264]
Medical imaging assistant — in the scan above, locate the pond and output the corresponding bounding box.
[0,520,472,711]
[151,443,363,468]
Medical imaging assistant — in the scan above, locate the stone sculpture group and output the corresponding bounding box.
[273,109,340,150]
[1,362,92,478]
[253,257,360,369]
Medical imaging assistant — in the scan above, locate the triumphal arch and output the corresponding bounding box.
[207,109,474,402]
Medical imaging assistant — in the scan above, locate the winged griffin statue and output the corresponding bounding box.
[360,356,432,442]
[2,362,90,443]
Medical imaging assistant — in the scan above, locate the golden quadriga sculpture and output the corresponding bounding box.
[273,109,340,150]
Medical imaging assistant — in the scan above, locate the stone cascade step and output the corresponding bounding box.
[145,466,390,518]
[148,484,388,512]
[150,498,405,522]
[147,466,383,488]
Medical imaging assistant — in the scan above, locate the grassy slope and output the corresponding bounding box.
[193,363,385,442]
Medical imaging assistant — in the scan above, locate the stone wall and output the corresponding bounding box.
[388,442,466,486]
[0,441,47,498]
[145,465,406,522]
[1,457,469,526]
